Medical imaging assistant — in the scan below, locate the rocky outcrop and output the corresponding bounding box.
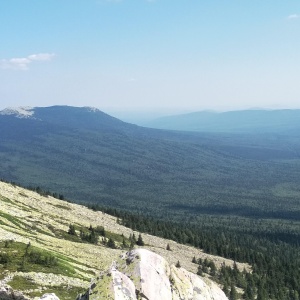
[0,284,59,300]
[0,285,29,300]
[78,249,228,300]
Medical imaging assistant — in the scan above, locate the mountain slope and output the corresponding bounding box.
[78,249,228,300]
[144,109,300,133]
[0,106,131,131]
[0,181,236,299]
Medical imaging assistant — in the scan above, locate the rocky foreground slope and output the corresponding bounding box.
[0,181,247,299]
[79,249,228,300]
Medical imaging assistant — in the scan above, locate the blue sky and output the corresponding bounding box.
[0,0,299,115]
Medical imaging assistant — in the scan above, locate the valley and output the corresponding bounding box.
[0,106,300,299]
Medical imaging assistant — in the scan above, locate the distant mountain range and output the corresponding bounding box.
[144,109,300,133]
[1,105,300,221]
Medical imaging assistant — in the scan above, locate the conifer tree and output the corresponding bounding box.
[223,282,229,297]
[176,261,181,268]
[107,238,116,249]
[68,224,76,236]
[229,284,237,300]
[122,237,127,248]
[136,234,144,246]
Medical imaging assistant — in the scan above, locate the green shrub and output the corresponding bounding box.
[0,252,11,264]
[27,250,58,267]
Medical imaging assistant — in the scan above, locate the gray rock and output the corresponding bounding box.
[0,286,29,300]
[78,249,228,300]
[39,293,60,300]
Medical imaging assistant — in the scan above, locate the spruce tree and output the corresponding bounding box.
[136,234,144,246]
[176,261,181,268]
[223,282,229,297]
[107,238,116,249]
[229,284,237,300]
[68,224,76,236]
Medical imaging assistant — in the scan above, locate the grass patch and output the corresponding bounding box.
[0,241,80,278]
[0,195,15,204]
[0,218,10,226]
[0,211,28,229]
[9,275,39,291]
[9,276,86,300]
[88,274,114,300]
[52,204,72,211]
[0,195,32,212]
[47,225,82,243]
[19,191,29,198]
[29,286,87,300]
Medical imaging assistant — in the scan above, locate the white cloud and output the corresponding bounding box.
[0,53,55,70]
[28,53,55,61]
[288,14,299,19]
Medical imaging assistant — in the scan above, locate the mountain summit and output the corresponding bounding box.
[0,106,131,131]
[0,106,34,118]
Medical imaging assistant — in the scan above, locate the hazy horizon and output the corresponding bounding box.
[2,104,300,125]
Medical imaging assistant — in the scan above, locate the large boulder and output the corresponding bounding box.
[78,249,228,300]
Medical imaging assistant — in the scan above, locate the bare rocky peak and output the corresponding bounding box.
[0,106,34,118]
[78,248,228,300]
[84,106,100,113]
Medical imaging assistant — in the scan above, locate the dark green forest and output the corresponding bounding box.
[1,107,300,221]
[90,205,300,300]
[1,106,300,299]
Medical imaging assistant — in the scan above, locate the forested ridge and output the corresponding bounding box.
[1,107,300,222]
[1,107,300,299]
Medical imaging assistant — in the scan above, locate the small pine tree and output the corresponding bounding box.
[229,284,237,300]
[129,238,135,250]
[136,234,144,246]
[197,265,203,276]
[107,238,116,249]
[192,256,196,263]
[68,224,76,236]
[223,282,229,297]
[122,237,127,248]
[132,233,137,243]
[176,261,181,268]
[209,261,217,276]
[166,243,171,251]
[89,230,98,244]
